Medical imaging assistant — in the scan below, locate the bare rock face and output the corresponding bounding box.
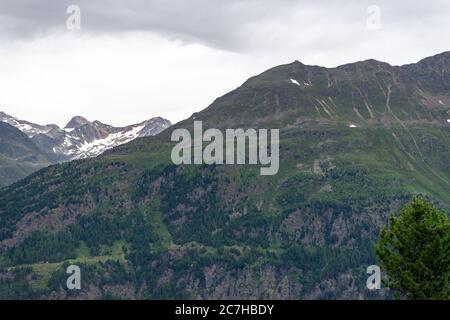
[64,116,91,129]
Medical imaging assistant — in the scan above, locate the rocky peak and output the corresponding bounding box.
[65,116,91,129]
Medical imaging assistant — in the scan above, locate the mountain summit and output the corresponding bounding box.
[179,52,449,131]
[64,116,91,129]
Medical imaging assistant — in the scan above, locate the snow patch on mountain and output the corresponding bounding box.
[75,123,146,159]
[0,111,171,160]
[0,112,53,137]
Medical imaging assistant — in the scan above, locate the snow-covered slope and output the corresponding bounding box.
[0,112,171,160]
[0,111,56,137]
[58,117,171,159]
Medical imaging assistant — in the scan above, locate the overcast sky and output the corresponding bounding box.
[0,0,449,127]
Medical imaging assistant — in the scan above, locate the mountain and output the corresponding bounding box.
[64,116,91,129]
[0,113,171,186]
[32,115,171,160]
[0,122,53,187]
[0,52,449,299]
[0,111,56,137]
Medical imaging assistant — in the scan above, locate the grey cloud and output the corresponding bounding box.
[0,0,297,49]
[0,0,449,53]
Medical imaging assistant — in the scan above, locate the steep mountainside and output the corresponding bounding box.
[0,122,53,187]
[0,52,449,299]
[0,113,171,186]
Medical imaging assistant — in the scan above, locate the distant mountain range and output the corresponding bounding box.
[0,112,171,186]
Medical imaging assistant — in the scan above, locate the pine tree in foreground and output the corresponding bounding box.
[375,197,450,299]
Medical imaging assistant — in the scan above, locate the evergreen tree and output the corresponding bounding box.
[375,197,450,299]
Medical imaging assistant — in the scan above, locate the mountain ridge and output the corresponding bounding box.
[110,52,450,157]
[0,112,171,186]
